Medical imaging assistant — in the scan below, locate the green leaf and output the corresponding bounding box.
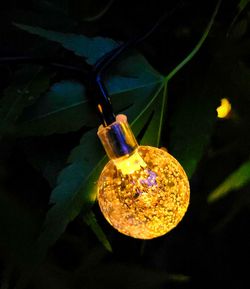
[83,210,112,252]
[168,70,220,178]
[16,52,163,136]
[17,80,94,136]
[25,79,164,276]
[14,23,119,65]
[208,160,250,203]
[10,33,164,259]
[227,0,249,37]
[35,80,165,253]
[0,66,51,137]
[14,129,106,289]
[37,129,105,248]
[166,1,222,177]
[13,24,164,136]
[140,83,167,146]
[238,0,250,12]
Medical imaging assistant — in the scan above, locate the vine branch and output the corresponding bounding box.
[166,0,222,82]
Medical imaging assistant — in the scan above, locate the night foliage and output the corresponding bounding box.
[0,0,249,288]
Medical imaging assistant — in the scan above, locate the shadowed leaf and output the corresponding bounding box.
[16,52,163,136]
[36,79,165,255]
[14,23,119,65]
[17,80,91,135]
[238,0,250,12]
[168,70,220,178]
[83,210,112,252]
[208,160,250,202]
[166,0,222,177]
[0,66,51,136]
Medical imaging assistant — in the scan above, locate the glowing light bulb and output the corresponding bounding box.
[97,115,190,239]
[216,98,231,118]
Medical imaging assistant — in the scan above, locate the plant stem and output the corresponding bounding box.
[166,0,222,82]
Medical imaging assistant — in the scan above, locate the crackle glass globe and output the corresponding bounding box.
[97,146,190,239]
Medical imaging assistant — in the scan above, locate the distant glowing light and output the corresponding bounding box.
[217,98,232,118]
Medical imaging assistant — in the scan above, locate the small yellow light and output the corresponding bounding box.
[216,98,231,118]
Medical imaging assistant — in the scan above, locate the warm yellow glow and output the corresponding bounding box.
[217,98,231,118]
[114,150,147,174]
[97,104,103,114]
[98,146,190,239]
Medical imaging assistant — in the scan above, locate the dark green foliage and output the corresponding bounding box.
[17,80,90,135]
[16,52,163,136]
[168,62,221,177]
[83,211,112,252]
[208,160,250,202]
[0,66,51,136]
[14,23,119,65]
[0,0,249,289]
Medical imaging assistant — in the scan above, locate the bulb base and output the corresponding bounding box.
[97,114,138,159]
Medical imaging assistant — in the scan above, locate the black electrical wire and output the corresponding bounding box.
[90,0,184,126]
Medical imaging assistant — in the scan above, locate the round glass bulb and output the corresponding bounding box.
[97,146,190,239]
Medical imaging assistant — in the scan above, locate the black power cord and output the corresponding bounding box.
[90,0,184,126]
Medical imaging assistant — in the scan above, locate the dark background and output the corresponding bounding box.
[0,0,250,288]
